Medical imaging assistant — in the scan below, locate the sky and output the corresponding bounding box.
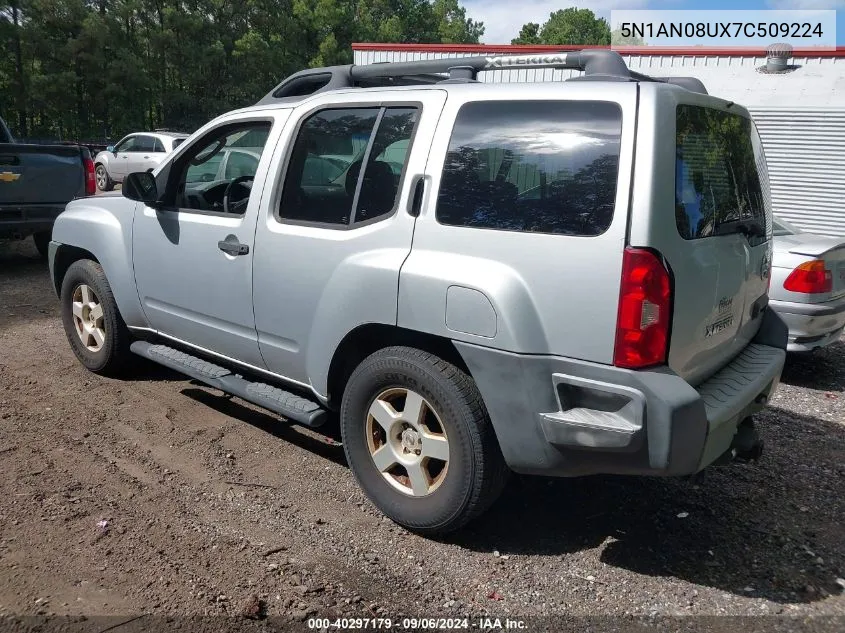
[463,0,845,46]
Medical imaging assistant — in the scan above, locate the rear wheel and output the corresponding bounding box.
[95,164,113,192]
[60,259,132,376]
[340,346,508,535]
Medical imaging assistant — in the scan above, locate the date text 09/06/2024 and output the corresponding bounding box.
[306,617,527,630]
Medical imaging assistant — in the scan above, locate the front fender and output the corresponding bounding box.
[93,152,112,171]
[51,197,147,327]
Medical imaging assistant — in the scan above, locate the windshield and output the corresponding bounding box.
[674,105,770,240]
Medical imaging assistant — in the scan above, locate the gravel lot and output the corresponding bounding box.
[0,238,843,630]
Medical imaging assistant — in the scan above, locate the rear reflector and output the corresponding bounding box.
[613,248,672,369]
[83,158,96,196]
[783,260,833,294]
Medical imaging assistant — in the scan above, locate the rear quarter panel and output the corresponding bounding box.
[52,196,147,327]
[399,82,638,362]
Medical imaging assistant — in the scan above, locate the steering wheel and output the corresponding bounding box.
[223,175,254,214]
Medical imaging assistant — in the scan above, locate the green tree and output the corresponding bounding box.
[511,22,540,45]
[0,0,485,141]
[432,0,483,44]
[514,7,610,46]
[611,27,645,46]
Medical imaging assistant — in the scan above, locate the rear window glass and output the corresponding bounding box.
[436,100,623,237]
[675,105,769,240]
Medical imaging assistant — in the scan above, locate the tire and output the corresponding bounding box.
[32,231,50,259]
[95,163,113,192]
[340,346,509,535]
[60,259,132,376]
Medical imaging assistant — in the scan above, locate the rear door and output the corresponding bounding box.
[631,87,773,385]
[251,90,447,387]
[0,144,84,204]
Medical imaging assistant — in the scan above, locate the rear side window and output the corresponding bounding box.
[675,105,768,240]
[153,138,165,152]
[279,106,420,227]
[436,100,623,236]
[135,135,157,152]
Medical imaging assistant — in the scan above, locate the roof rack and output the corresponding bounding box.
[256,50,707,105]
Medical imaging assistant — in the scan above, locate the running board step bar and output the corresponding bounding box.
[130,341,328,428]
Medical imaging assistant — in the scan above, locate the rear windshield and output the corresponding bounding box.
[436,100,623,237]
[675,105,769,240]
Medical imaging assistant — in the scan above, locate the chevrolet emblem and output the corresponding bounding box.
[0,171,21,183]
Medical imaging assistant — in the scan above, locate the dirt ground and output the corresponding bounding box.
[0,237,844,630]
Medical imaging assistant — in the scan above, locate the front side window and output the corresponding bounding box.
[114,136,137,153]
[436,100,623,236]
[171,122,272,215]
[675,105,769,240]
[279,106,419,226]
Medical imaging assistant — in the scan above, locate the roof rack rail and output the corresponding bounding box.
[256,50,707,105]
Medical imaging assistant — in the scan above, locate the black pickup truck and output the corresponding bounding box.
[0,116,96,257]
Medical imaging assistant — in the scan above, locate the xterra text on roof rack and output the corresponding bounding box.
[48,50,787,534]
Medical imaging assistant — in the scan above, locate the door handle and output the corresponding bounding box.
[218,238,249,256]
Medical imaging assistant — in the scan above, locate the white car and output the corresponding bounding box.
[769,217,845,351]
[94,131,187,191]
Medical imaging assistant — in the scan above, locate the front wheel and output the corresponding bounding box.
[95,164,113,192]
[340,346,508,535]
[60,259,132,376]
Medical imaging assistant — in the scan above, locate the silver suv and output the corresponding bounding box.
[48,51,788,534]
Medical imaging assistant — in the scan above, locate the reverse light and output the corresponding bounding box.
[613,247,672,369]
[783,260,833,294]
[84,157,96,196]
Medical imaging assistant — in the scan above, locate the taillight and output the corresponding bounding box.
[783,260,833,294]
[613,247,672,369]
[84,158,96,196]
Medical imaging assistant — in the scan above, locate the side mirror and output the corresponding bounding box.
[106,145,115,153]
[123,171,159,204]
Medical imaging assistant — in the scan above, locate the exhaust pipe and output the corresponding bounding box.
[730,417,764,462]
[714,417,764,465]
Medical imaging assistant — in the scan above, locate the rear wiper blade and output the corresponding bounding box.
[714,218,766,239]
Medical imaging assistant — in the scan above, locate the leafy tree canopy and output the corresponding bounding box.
[512,7,610,46]
[0,0,484,140]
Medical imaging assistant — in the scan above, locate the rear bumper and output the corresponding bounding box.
[455,325,786,478]
[769,296,845,352]
[0,204,65,238]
